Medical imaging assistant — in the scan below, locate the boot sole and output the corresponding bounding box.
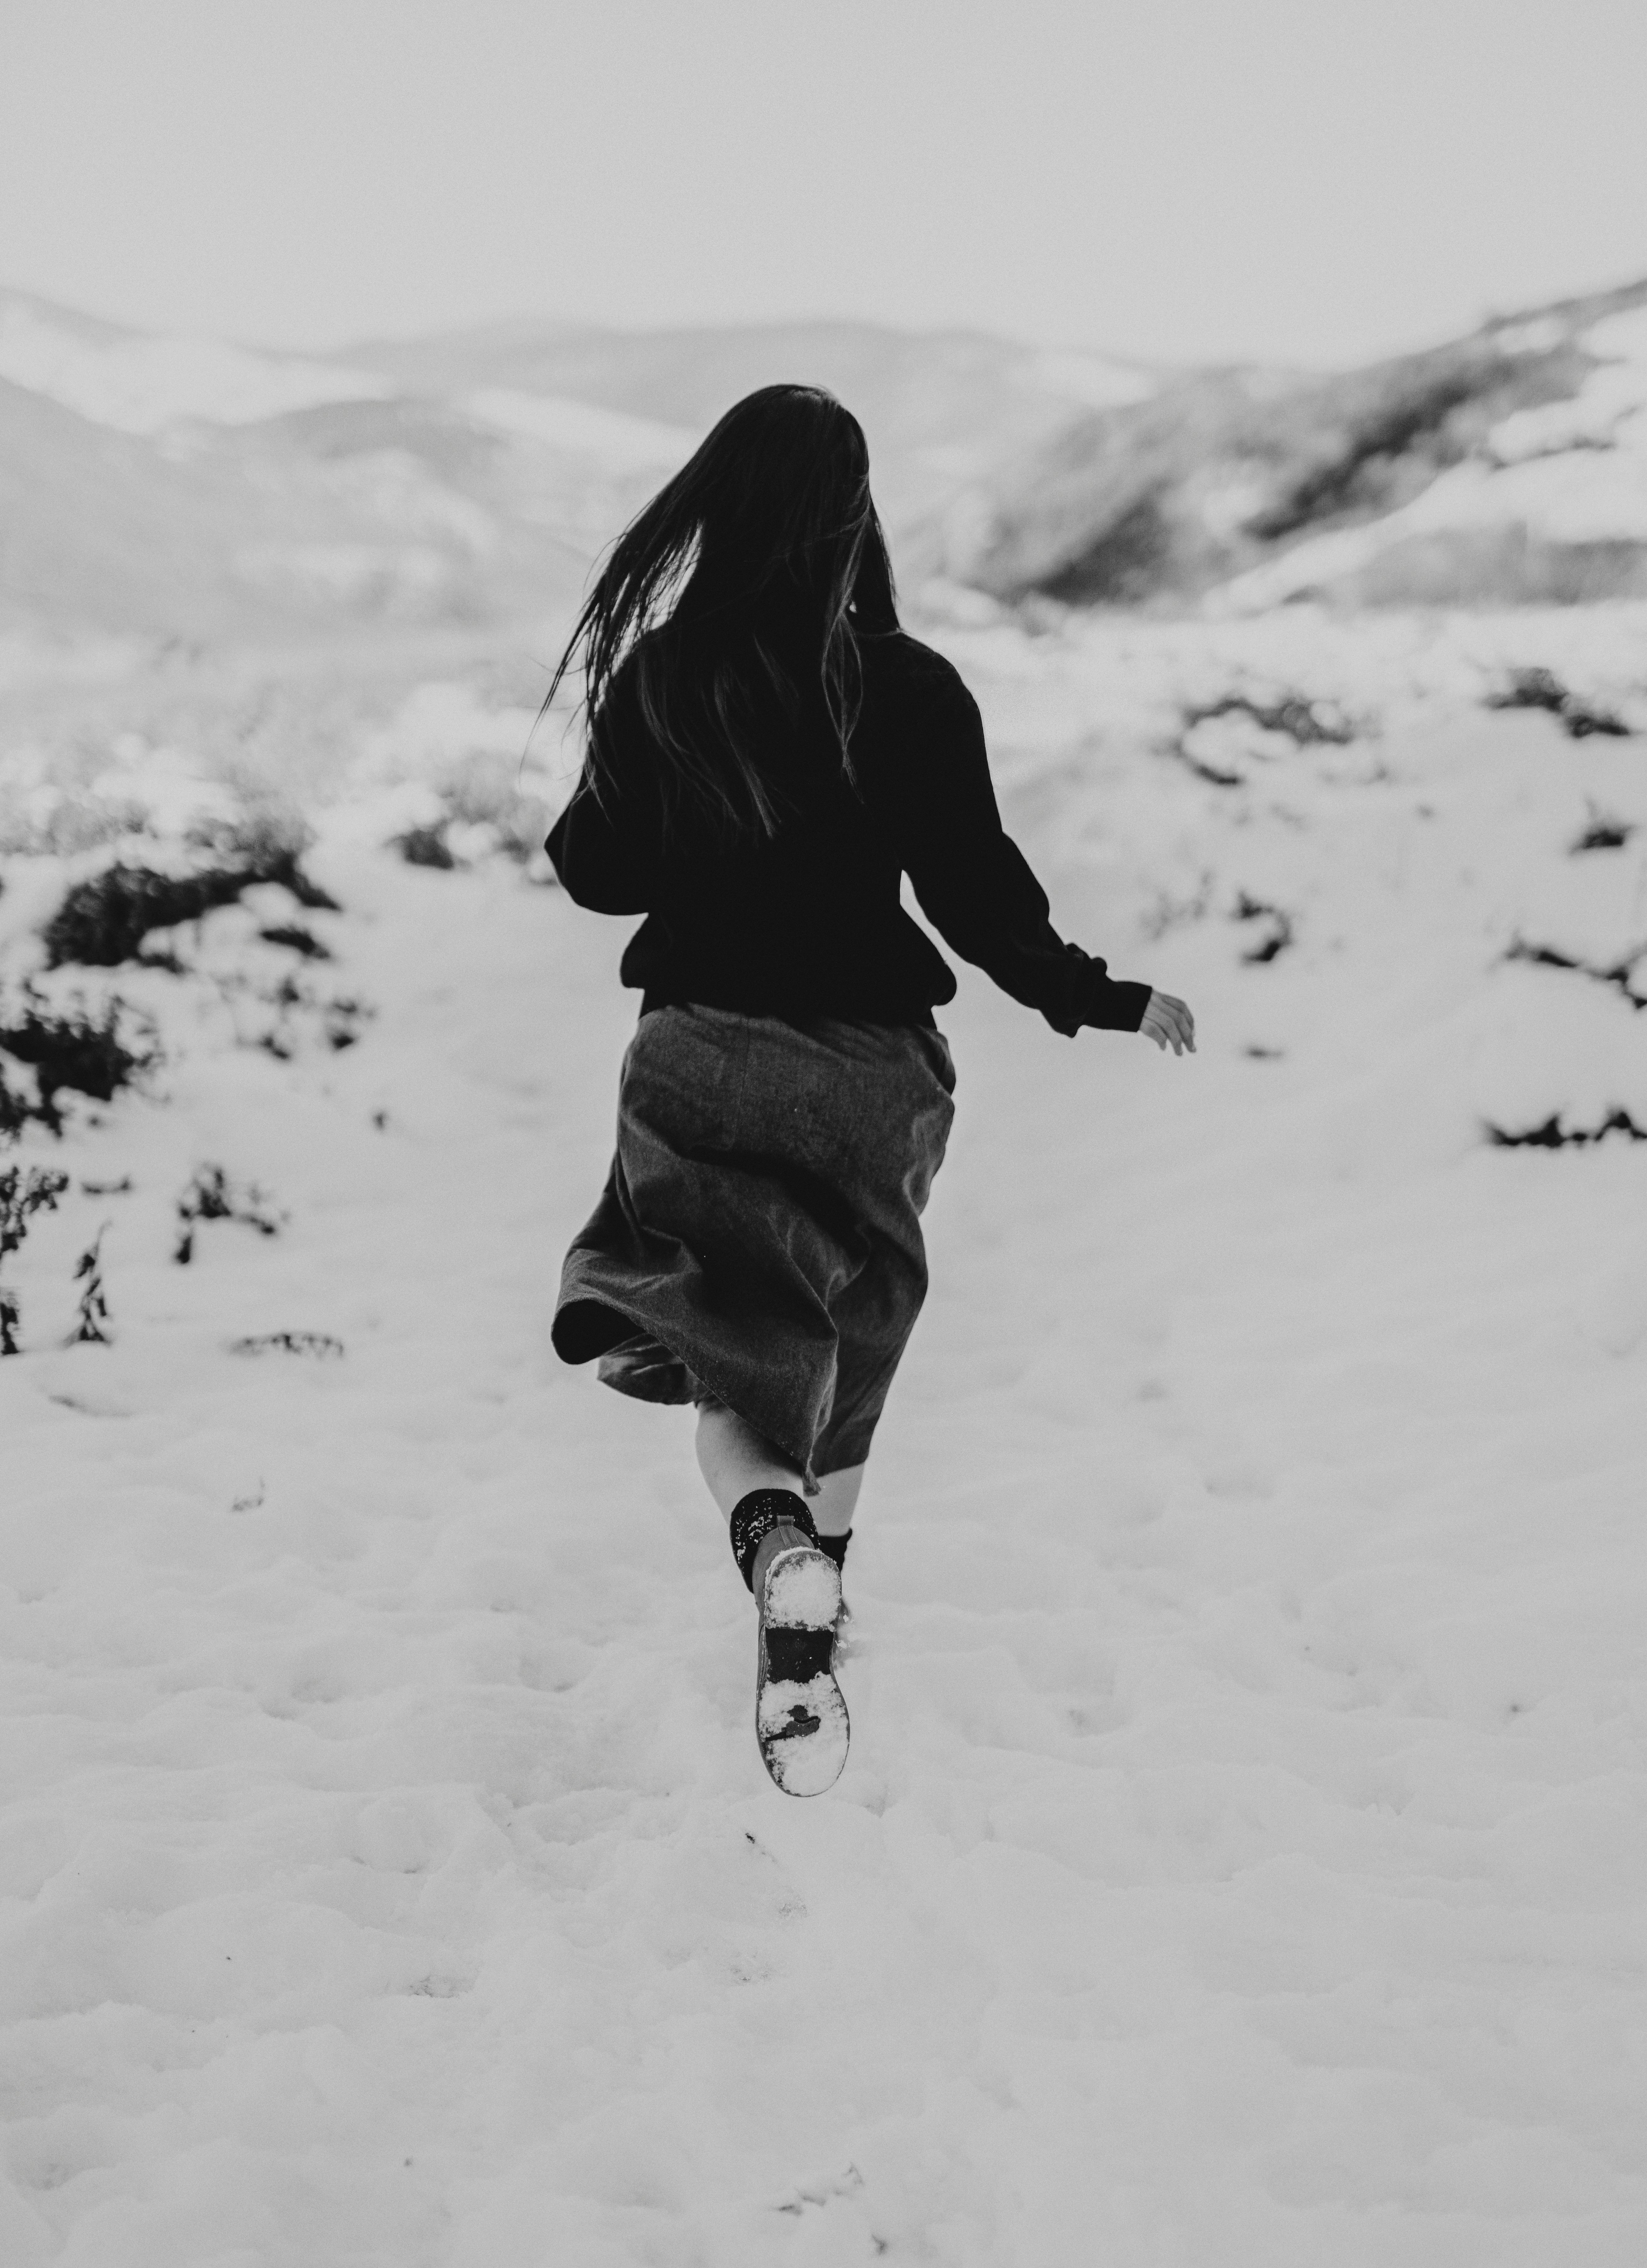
[756,1546,848,1797]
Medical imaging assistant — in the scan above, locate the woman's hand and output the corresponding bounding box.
[1141,990,1196,1056]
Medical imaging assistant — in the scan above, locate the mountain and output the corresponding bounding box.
[0,290,1144,646]
[928,277,1647,609]
[5,278,1646,647]
[347,315,1151,529]
[0,290,714,645]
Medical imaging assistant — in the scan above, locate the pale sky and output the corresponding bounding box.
[4,0,1645,366]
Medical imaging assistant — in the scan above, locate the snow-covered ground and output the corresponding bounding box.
[2,605,1645,2264]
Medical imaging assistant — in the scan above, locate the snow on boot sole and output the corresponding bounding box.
[756,1545,848,1797]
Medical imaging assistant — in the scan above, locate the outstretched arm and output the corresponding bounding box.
[894,672,1157,1038]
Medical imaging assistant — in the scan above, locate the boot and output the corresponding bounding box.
[730,1490,849,1796]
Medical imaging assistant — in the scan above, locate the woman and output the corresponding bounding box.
[545,384,1194,1796]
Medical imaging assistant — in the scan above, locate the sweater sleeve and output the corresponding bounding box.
[896,673,1152,1038]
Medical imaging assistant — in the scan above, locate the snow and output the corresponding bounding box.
[1217,305,1647,610]
[2,604,1646,2261]
[0,300,388,435]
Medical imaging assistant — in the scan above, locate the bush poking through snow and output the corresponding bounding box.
[1233,893,1295,964]
[1172,692,1357,785]
[230,1331,344,1359]
[258,923,332,960]
[0,1165,69,1354]
[1486,1110,1647,1149]
[1504,937,1646,1010]
[211,970,374,1059]
[1195,692,1356,747]
[1563,703,1631,740]
[1485,668,1632,741]
[0,989,160,1130]
[1486,666,1568,716]
[43,853,339,970]
[321,996,371,1051]
[68,1228,112,1346]
[1572,807,1635,853]
[174,1165,286,1265]
[393,825,456,870]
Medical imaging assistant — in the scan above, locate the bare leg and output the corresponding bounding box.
[694,1405,866,1537]
[695,1402,805,1520]
[810,1463,865,1538]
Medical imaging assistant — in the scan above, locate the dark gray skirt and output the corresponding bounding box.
[552,1003,956,1489]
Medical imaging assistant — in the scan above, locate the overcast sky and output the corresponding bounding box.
[4,0,1645,366]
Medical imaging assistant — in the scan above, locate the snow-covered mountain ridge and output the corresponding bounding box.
[935,277,1647,612]
[0,287,1149,647]
[7,277,1647,649]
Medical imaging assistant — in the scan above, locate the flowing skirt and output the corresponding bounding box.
[552,1003,956,1489]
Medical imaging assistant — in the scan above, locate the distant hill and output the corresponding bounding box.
[926,277,1647,610]
[4,279,1645,646]
[0,290,1141,645]
[347,315,1151,529]
[0,291,708,644]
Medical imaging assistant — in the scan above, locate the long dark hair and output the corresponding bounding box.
[546,383,898,842]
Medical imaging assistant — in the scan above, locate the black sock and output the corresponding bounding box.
[728,1488,817,1592]
[816,1532,850,1573]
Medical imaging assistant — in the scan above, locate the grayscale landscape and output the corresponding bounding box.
[3,276,1645,2261]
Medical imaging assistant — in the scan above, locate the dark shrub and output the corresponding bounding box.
[1487,1109,1646,1148]
[0,990,159,1129]
[1563,702,1631,740]
[394,825,456,870]
[1573,809,1634,852]
[1504,937,1646,1009]
[1485,666,1568,715]
[230,1331,344,1359]
[258,924,332,960]
[1233,893,1295,963]
[68,1229,112,1345]
[43,853,339,969]
[174,1164,286,1264]
[0,1164,70,1354]
[1188,694,1355,748]
[1485,669,1632,740]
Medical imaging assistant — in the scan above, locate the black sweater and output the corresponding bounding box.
[545,629,1151,1037]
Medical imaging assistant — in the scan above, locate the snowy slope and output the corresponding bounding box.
[2,605,1645,2262]
[16,274,1647,657]
[945,278,1647,609]
[1218,304,1647,610]
[0,290,1152,647]
[0,293,693,643]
